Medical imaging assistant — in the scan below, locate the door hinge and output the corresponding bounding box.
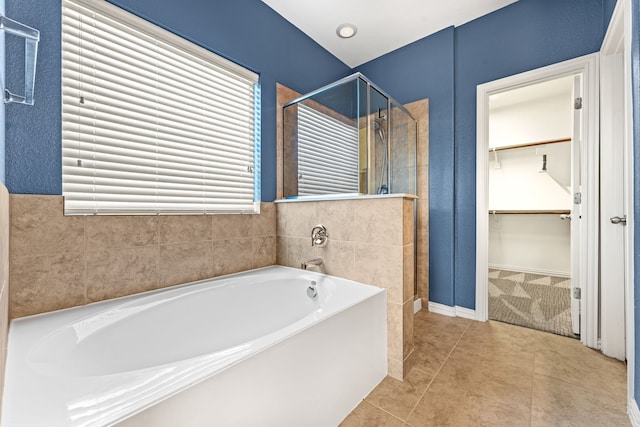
[573,287,581,300]
[574,192,582,204]
[574,97,583,110]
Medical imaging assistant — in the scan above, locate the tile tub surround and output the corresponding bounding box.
[0,184,9,415]
[8,195,276,318]
[276,85,429,305]
[276,196,415,380]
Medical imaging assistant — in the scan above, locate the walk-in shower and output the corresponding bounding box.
[282,73,417,198]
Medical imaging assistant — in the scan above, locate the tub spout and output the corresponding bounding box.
[301,258,323,270]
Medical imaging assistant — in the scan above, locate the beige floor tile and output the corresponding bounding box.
[428,348,533,402]
[412,311,470,376]
[411,339,452,377]
[408,347,533,427]
[365,368,433,421]
[413,314,470,346]
[407,387,531,427]
[339,401,404,427]
[531,374,630,427]
[456,320,537,370]
[534,332,627,411]
[346,311,629,427]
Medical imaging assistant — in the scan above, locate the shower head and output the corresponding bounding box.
[374,116,387,130]
[374,116,387,143]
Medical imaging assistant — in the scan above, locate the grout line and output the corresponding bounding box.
[359,400,407,424]
[403,319,474,422]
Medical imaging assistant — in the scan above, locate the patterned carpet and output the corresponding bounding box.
[488,269,577,338]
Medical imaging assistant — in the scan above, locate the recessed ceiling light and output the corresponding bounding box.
[336,23,357,39]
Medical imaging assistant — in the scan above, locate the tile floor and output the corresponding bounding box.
[340,310,629,427]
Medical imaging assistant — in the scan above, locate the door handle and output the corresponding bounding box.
[560,214,571,220]
[610,215,627,225]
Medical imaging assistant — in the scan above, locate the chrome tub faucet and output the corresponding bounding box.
[301,258,323,270]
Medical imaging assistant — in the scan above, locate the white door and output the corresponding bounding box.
[599,2,630,360]
[570,75,583,336]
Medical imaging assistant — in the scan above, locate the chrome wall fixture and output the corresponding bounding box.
[311,224,328,247]
[1,14,40,105]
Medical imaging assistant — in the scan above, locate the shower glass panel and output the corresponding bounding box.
[390,101,417,194]
[282,73,417,198]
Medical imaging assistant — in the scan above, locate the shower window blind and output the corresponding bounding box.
[297,104,359,195]
[61,0,260,215]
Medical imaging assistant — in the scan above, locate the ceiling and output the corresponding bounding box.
[261,0,518,68]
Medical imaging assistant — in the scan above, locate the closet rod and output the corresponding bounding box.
[489,137,571,152]
[489,210,571,215]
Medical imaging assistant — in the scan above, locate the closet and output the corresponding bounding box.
[487,76,577,337]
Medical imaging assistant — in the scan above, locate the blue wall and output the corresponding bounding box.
[358,0,613,309]
[357,27,456,306]
[453,0,609,308]
[632,0,640,408]
[3,1,626,313]
[5,0,350,199]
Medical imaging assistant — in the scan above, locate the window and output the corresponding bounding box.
[62,0,260,215]
[296,104,360,195]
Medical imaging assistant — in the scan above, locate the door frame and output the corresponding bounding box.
[600,0,635,408]
[475,53,600,349]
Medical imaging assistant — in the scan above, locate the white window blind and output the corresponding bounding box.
[62,0,260,215]
[297,104,359,195]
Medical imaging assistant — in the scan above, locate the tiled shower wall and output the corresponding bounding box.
[276,196,415,380]
[0,184,9,412]
[8,195,276,318]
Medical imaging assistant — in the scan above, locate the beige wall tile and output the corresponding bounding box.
[86,216,158,251]
[403,300,414,358]
[0,185,7,408]
[406,99,429,168]
[318,240,355,279]
[353,198,403,246]
[10,253,86,318]
[10,195,85,258]
[403,349,416,378]
[353,243,403,303]
[277,201,318,238]
[284,237,318,269]
[252,203,276,237]
[403,199,415,245]
[276,83,302,200]
[387,302,403,363]
[387,358,403,381]
[86,247,160,301]
[403,244,415,302]
[159,241,214,287]
[0,285,7,408]
[276,236,287,266]
[252,236,276,269]
[212,238,253,276]
[211,215,252,240]
[317,200,356,242]
[159,215,211,245]
[0,182,8,406]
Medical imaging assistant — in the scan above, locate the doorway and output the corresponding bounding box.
[475,53,600,349]
[486,76,577,337]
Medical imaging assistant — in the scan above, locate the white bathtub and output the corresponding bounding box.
[2,266,387,427]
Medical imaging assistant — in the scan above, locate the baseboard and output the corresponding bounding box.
[455,306,476,320]
[428,301,477,320]
[413,298,422,314]
[629,398,640,427]
[489,263,570,278]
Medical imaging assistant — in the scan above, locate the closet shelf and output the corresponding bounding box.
[489,209,571,215]
[489,137,571,152]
